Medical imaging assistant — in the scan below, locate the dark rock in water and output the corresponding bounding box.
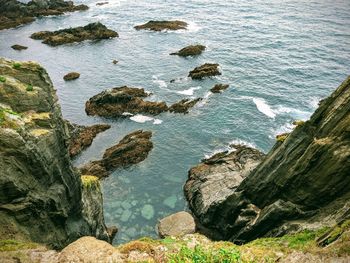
[188,63,221,79]
[112,60,118,64]
[169,98,202,113]
[96,1,109,6]
[170,45,206,57]
[134,20,188,31]
[185,77,350,243]
[80,130,153,178]
[0,0,88,31]
[63,72,80,81]
[210,84,229,93]
[158,211,196,238]
[85,86,168,117]
[11,44,28,50]
[0,57,112,248]
[31,22,118,46]
[66,121,111,158]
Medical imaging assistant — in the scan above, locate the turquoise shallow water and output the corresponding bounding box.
[0,0,349,244]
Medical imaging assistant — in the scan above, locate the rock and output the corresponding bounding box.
[158,211,196,238]
[0,0,88,31]
[141,204,155,220]
[188,63,221,79]
[79,130,153,178]
[134,20,188,31]
[163,195,177,209]
[169,98,202,113]
[66,121,111,158]
[210,84,229,93]
[63,72,80,81]
[96,1,109,6]
[170,45,206,57]
[31,22,118,46]
[85,86,168,117]
[112,59,118,64]
[0,58,110,248]
[58,237,123,263]
[185,76,350,243]
[11,44,28,50]
[107,226,118,241]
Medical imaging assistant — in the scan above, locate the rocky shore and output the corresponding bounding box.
[170,45,206,57]
[189,63,221,79]
[134,20,188,31]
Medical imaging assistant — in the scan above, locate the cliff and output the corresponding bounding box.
[185,76,350,243]
[0,58,111,249]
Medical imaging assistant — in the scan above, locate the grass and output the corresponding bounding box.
[26,84,34,92]
[12,62,21,69]
[0,108,20,129]
[81,175,99,189]
[276,133,289,142]
[0,240,38,252]
[293,120,305,126]
[0,75,6,82]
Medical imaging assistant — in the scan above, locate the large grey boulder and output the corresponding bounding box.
[158,211,196,238]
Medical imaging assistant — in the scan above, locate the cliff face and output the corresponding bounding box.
[185,76,350,243]
[0,58,110,248]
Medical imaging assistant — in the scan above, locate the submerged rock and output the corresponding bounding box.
[66,121,111,158]
[80,130,153,178]
[210,84,229,93]
[112,59,119,64]
[134,20,188,31]
[169,98,202,113]
[188,63,221,79]
[158,211,196,238]
[96,1,109,6]
[11,44,28,50]
[0,0,88,31]
[170,45,206,57]
[141,204,155,220]
[185,77,350,243]
[63,72,80,81]
[31,22,118,46]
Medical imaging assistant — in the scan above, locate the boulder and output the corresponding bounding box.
[170,45,206,57]
[11,44,28,50]
[63,72,80,81]
[31,22,118,46]
[158,211,196,238]
[134,20,188,31]
[210,84,229,93]
[96,1,109,6]
[188,63,221,79]
[169,98,202,113]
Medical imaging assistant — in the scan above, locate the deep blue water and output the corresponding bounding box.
[0,0,349,244]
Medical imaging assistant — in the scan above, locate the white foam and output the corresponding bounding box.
[130,115,154,123]
[196,92,212,107]
[122,112,133,116]
[152,75,168,89]
[274,105,311,120]
[153,119,163,125]
[269,123,295,139]
[309,97,320,109]
[253,98,276,119]
[186,21,202,33]
[176,86,201,96]
[229,139,257,149]
[204,148,231,159]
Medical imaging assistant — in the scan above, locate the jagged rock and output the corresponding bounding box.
[210,84,229,93]
[31,22,118,46]
[158,211,196,238]
[112,59,118,64]
[65,121,111,158]
[85,86,168,117]
[11,44,28,50]
[96,1,109,6]
[170,45,206,57]
[0,57,111,249]
[134,20,188,31]
[0,0,88,31]
[188,63,221,79]
[169,98,202,113]
[63,72,80,81]
[185,77,350,243]
[80,130,153,178]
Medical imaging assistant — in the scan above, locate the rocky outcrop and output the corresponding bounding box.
[188,63,221,79]
[0,58,112,248]
[11,44,28,51]
[185,77,350,243]
[169,98,202,114]
[210,84,229,93]
[65,121,111,158]
[31,22,118,46]
[0,0,88,31]
[170,45,206,57]
[134,20,188,31]
[158,211,196,238]
[63,72,80,81]
[80,130,153,178]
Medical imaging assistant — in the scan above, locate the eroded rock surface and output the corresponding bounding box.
[134,20,188,31]
[185,77,350,243]
[80,130,153,178]
[63,72,80,81]
[210,84,229,93]
[188,63,221,79]
[31,22,118,46]
[11,44,28,51]
[169,98,202,113]
[0,0,88,31]
[158,211,196,238]
[170,45,206,57]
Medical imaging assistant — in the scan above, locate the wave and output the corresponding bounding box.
[204,139,256,159]
[252,98,276,119]
[229,139,257,149]
[175,21,202,34]
[152,75,168,89]
[129,114,162,125]
[196,92,212,107]
[176,86,201,96]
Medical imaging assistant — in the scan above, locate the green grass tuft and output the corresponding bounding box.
[26,84,34,92]
[0,75,6,82]
[0,240,38,252]
[81,175,99,190]
[12,62,21,69]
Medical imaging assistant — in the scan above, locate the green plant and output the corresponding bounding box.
[81,175,99,189]
[12,62,21,69]
[26,84,34,91]
[0,75,6,82]
[0,240,38,252]
[293,120,305,126]
[276,133,289,142]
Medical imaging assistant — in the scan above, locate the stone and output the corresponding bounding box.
[11,44,28,50]
[163,195,177,209]
[188,63,221,79]
[170,45,206,57]
[169,98,202,113]
[63,72,80,81]
[120,210,132,222]
[210,84,229,93]
[158,211,196,238]
[96,1,109,6]
[134,20,188,31]
[112,59,118,64]
[141,204,155,220]
[31,22,118,46]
